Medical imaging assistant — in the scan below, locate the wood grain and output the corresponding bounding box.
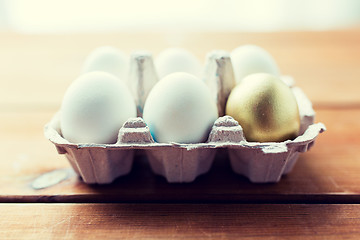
[1,30,360,239]
[2,203,360,240]
[1,30,360,203]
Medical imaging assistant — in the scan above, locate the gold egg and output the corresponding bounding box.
[225,73,300,142]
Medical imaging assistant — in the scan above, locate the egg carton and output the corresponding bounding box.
[44,50,325,184]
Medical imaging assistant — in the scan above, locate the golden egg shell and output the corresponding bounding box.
[225,73,300,142]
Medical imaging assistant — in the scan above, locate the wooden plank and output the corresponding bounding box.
[1,203,360,239]
[0,30,360,110]
[0,108,359,203]
[1,30,359,203]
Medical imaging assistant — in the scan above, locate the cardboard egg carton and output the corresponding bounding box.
[44,50,325,184]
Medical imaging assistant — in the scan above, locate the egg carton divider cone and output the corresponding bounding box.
[44,50,325,184]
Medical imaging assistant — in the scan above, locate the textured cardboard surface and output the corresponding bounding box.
[44,51,325,184]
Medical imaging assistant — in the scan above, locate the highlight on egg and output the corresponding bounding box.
[82,46,128,80]
[155,48,202,79]
[60,71,137,144]
[143,72,218,144]
[230,45,280,84]
[225,73,300,143]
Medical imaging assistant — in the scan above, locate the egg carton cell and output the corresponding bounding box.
[44,50,325,184]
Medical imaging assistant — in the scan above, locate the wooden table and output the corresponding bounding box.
[1,30,360,239]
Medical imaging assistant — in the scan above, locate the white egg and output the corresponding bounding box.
[230,45,280,84]
[155,48,202,79]
[82,46,128,79]
[143,72,218,144]
[60,72,136,144]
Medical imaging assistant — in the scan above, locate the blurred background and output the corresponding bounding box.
[0,0,360,33]
[0,0,359,109]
